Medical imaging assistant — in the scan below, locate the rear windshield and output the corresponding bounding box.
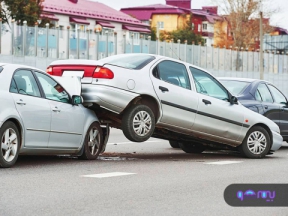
[220,80,250,96]
[104,55,155,70]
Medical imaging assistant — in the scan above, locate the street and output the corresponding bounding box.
[1,129,288,216]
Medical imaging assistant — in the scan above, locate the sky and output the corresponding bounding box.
[92,0,288,29]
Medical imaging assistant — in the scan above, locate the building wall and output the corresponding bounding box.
[151,14,181,32]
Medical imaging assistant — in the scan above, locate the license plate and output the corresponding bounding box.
[62,71,84,78]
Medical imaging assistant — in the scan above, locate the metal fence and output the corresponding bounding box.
[1,23,288,95]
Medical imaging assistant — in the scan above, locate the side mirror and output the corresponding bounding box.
[230,95,238,105]
[72,95,83,105]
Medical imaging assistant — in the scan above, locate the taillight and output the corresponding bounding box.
[46,66,53,75]
[93,67,114,79]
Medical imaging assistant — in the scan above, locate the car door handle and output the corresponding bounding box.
[202,99,211,105]
[264,105,268,109]
[52,107,61,112]
[16,99,26,105]
[159,86,169,92]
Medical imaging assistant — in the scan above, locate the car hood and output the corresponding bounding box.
[52,76,82,96]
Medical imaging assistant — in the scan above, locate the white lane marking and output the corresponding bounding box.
[81,172,136,178]
[204,161,243,165]
[107,140,161,145]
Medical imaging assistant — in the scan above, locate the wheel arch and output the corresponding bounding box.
[123,94,161,122]
[2,118,23,148]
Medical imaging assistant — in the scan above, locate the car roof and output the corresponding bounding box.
[1,63,45,72]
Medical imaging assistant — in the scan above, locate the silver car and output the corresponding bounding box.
[48,54,283,158]
[0,63,109,168]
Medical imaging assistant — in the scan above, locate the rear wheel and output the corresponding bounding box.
[239,126,271,158]
[79,122,103,160]
[179,142,205,154]
[0,121,20,168]
[169,141,180,148]
[122,104,155,142]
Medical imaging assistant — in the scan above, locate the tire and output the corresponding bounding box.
[179,142,205,154]
[0,121,20,168]
[239,126,271,159]
[169,141,180,148]
[122,104,155,142]
[79,122,103,160]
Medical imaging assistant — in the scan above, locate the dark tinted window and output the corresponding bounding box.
[104,54,155,69]
[12,70,41,97]
[190,67,228,100]
[257,83,273,103]
[268,85,287,104]
[155,60,191,90]
[35,72,70,103]
[220,80,249,96]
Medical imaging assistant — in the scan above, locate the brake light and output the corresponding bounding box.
[93,67,114,79]
[46,66,53,75]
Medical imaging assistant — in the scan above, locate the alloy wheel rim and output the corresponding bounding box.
[247,131,267,155]
[133,111,152,137]
[88,127,100,155]
[1,128,18,162]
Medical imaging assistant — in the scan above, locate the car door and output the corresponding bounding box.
[150,60,199,129]
[34,71,85,149]
[267,84,288,140]
[10,69,51,148]
[256,83,280,126]
[189,67,244,142]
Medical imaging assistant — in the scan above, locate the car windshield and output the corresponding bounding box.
[220,80,250,96]
[103,54,155,70]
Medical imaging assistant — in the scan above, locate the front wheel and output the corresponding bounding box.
[179,142,205,154]
[79,122,103,160]
[122,104,155,142]
[239,126,271,159]
[0,121,20,168]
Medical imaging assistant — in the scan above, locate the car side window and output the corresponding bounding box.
[255,89,262,101]
[153,60,191,90]
[268,85,287,104]
[34,72,70,104]
[257,84,273,103]
[189,67,229,101]
[11,70,41,97]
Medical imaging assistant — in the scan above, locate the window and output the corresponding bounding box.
[198,24,201,32]
[255,89,262,101]
[157,21,164,29]
[257,83,273,103]
[202,23,208,31]
[11,70,41,97]
[190,67,228,100]
[154,60,191,90]
[220,80,250,96]
[268,85,287,104]
[34,72,70,103]
[131,32,140,44]
[100,28,114,39]
[192,23,195,30]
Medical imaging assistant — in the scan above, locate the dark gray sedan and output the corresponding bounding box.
[219,77,288,141]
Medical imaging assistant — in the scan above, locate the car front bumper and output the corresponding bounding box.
[82,84,139,114]
[271,130,283,151]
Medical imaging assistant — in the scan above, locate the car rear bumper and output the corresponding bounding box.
[271,130,283,151]
[81,84,139,113]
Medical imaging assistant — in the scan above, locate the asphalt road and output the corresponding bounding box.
[1,129,288,216]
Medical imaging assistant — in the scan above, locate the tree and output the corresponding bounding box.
[0,0,46,27]
[213,0,276,49]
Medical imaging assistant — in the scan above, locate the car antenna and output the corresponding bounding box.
[169,43,182,61]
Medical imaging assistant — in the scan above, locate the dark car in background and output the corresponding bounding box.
[219,77,288,141]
